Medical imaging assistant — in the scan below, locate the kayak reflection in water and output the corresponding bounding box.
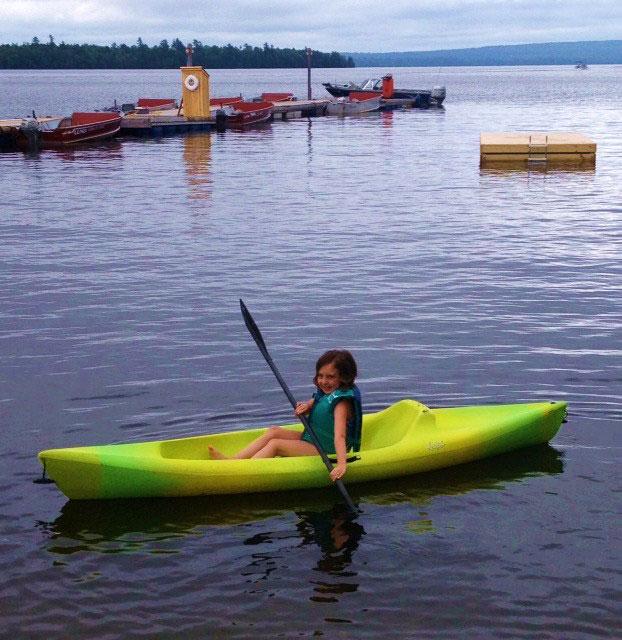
[208,350,363,482]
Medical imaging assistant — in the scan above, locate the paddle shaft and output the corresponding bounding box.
[239,300,359,514]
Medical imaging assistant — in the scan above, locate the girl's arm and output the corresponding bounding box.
[330,400,349,481]
[294,398,314,416]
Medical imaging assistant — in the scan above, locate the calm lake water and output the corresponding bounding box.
[1,66,621,638]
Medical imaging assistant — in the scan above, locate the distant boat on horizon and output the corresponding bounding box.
[575,62,588,69]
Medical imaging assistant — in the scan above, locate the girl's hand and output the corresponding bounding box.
[330,461,347,482]
[295,400,312,416]
[330,401,349,482]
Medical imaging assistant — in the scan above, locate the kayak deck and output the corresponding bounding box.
[38,399,567,500]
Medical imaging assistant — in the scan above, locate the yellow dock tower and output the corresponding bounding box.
[180,66,211,120]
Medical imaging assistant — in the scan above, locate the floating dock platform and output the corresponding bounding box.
[120,99,333,133]
[480,132,596,167]
[120,110,215,135]
[272,98,331,119]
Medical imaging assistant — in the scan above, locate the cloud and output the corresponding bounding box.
[1,0,620,51]
[2,1,127,27]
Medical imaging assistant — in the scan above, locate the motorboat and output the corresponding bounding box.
[323,77,446,107]
[17,112,121,149]
[325,91,381,116]
[217,100,273,129]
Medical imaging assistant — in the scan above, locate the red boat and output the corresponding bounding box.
[135,98,177,112]
[260,92,295,103]
[210,96,243,107]
[220,101,273,128]
[36,112,121,147]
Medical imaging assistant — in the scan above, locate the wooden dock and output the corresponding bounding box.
[4,95,441,147]
[121,109,215,135]
[271,98,330,119]
[480,132,596,167]
[121,99,337,130]
[0,116,62,129]
[270,96,436,119]
[0,94,446,150]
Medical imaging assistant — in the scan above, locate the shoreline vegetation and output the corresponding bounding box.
[0,36,354,69]
[1,37,619,70]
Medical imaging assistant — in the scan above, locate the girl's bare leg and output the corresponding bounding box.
[208,426,301,460]
[252,438,318,459]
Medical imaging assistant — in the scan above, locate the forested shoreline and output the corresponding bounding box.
[0,37,355,69]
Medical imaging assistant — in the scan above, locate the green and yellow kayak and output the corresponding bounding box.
[38,399,567,500]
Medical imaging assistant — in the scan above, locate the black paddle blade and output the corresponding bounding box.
[239,299,267,352]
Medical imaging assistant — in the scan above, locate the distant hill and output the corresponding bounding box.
[348,40,622,67]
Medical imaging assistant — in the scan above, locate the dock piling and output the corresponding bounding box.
[306,47,312,100]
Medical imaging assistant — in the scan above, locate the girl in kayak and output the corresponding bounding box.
[208,350,362,481]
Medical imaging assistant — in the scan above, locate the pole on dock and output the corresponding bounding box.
[185,43,194,67]
[306,47,312,100]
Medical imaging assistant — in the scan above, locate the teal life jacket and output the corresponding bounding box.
[301,385,363,454]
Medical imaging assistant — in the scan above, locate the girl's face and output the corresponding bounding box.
[316,362,341,394]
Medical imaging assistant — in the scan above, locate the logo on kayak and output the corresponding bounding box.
[428,440,445,451]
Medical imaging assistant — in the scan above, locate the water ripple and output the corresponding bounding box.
[1,66,621,638]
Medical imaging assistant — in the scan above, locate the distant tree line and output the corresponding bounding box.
[0,36,355,69]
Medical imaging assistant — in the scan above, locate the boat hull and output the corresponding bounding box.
[326,95,381,116]
[222,101,273,128]
[39,112,121,147]
[135,98,177,112]
[322,82,445,106]
[38,400,567,501]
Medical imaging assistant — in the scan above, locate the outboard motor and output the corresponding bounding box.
[215,109,227,132]
[431,86,446,106]
[19,118,41,152]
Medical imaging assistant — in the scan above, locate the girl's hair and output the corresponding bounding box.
[313,350,358,388]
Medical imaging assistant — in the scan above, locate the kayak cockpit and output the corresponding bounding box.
[158,398,429,460]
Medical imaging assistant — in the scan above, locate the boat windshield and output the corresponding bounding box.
[360,78,380,90]
[37,117,64,130]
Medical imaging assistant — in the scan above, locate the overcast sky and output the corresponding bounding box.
[2,1,621,52]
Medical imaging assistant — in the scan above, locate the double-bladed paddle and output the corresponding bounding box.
[239,299,359,514]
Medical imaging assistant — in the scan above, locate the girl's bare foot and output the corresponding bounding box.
[208,445,230,460]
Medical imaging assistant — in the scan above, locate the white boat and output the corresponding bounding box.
[325,92,381,116]
[323,78,446,107]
